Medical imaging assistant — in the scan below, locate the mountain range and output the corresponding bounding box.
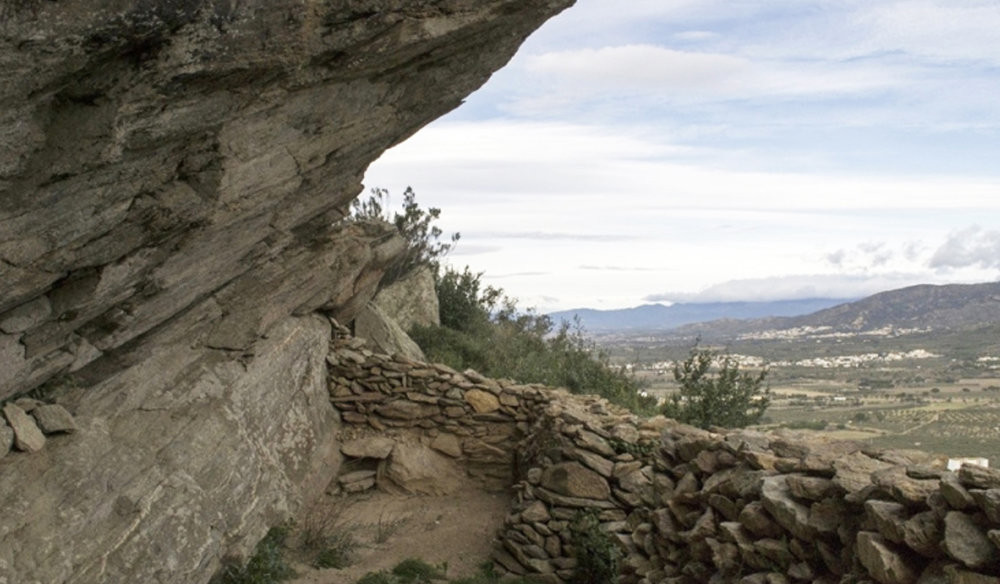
[548,298,851,333]
[549,281,1000,338]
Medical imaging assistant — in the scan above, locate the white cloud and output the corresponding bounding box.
[370,120,1000,211]
[522,44,896,101]
[673,30,720,42]
[930,226,1000,271]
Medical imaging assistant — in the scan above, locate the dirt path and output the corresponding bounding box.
[286,486,512,584]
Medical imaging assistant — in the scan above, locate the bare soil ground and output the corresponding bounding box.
[287,486,511,584]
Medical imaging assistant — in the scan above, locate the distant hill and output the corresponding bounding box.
[547,298,851,333]
[676,281,1000,339]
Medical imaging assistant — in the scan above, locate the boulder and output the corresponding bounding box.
[464,389,501,414]
[354,302,426,361]
[31,404,78,434]
[968,489,1000,523]
[833,452,895,495]
[384,442,462,495]
[373,267,440,331]
[521,501,551,523]
[904,511,945,559]
[942,512,997,569]
[541,462,611,500]
[865,500,909,543]
[941,473,977,510]
[958,465,1000,490]
[341,437,395,459]
[856,531,919,584]
[429,433,463,458]
[2,403,45,452]
[760,475,815,541]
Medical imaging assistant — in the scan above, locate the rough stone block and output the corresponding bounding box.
[2,403,45,452]
[31,404,78,434]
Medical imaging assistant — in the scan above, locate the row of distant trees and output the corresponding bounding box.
[353,187,770,427]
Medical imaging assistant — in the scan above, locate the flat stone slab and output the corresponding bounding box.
[341,436,394,459]
[3,403,45,452]
[31,404,78,434]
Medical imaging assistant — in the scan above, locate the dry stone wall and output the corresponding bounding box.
[329,339,1000,584]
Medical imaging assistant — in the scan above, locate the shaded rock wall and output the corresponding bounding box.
[329,342,1000,584]
[1,315,336,584]
[0,0,574,401]
[0,1,574,583]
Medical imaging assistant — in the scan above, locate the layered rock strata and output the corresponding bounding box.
[0,2,574,583]
[0,0,574,401]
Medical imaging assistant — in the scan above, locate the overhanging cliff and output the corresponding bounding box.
[0,0,573,400]
[0,2,573,582]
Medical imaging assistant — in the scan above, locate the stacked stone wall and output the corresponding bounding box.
[328,336,1000,584]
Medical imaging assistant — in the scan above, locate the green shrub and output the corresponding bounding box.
[357,572,397,584]
[411,267,655,414]
[392,558,446,581]
[312,533,356,569]
[211,525,296,584]
[661,346,770,429]
[568,511,621,584]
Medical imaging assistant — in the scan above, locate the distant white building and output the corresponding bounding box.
[947,457,989,471]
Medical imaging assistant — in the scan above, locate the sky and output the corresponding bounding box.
[363,0,1000,313]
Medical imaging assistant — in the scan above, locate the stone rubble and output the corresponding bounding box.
[328,334,1000,584]
[0,401,78,458]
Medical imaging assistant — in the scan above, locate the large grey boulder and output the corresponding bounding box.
[384,442,463,495]
[354,301,426,361]
[2,403,45,452]
[856,531,918,584]
[374,266,441,331]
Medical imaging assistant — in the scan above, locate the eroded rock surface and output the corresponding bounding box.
[0,1,574,582]
[0,0,574,402]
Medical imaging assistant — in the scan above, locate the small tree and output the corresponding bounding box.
[352,186,459,286]
[661,347,770,429]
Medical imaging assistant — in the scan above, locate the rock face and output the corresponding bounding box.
[354,300,427,360]
[0,0,574,402]
[0,1,574,583]
[374,266,441,331]
[0,316,339,584]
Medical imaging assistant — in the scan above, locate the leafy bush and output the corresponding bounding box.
[392,558,446,581]
[410,267,655,414]
[356,560,533,584]
[311,531,357,569]
[661,347,770,429]
[568,511,621,584]
[211,525,296,584]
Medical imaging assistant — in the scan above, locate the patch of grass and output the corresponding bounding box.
[297,502,359,569]
[568,511,621,584]
[355,559,535,584]
[311,532,358,569]
[357,572,397,584]
[392,558,447,581]
[374,511,407,544]
[211,525,296,584]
